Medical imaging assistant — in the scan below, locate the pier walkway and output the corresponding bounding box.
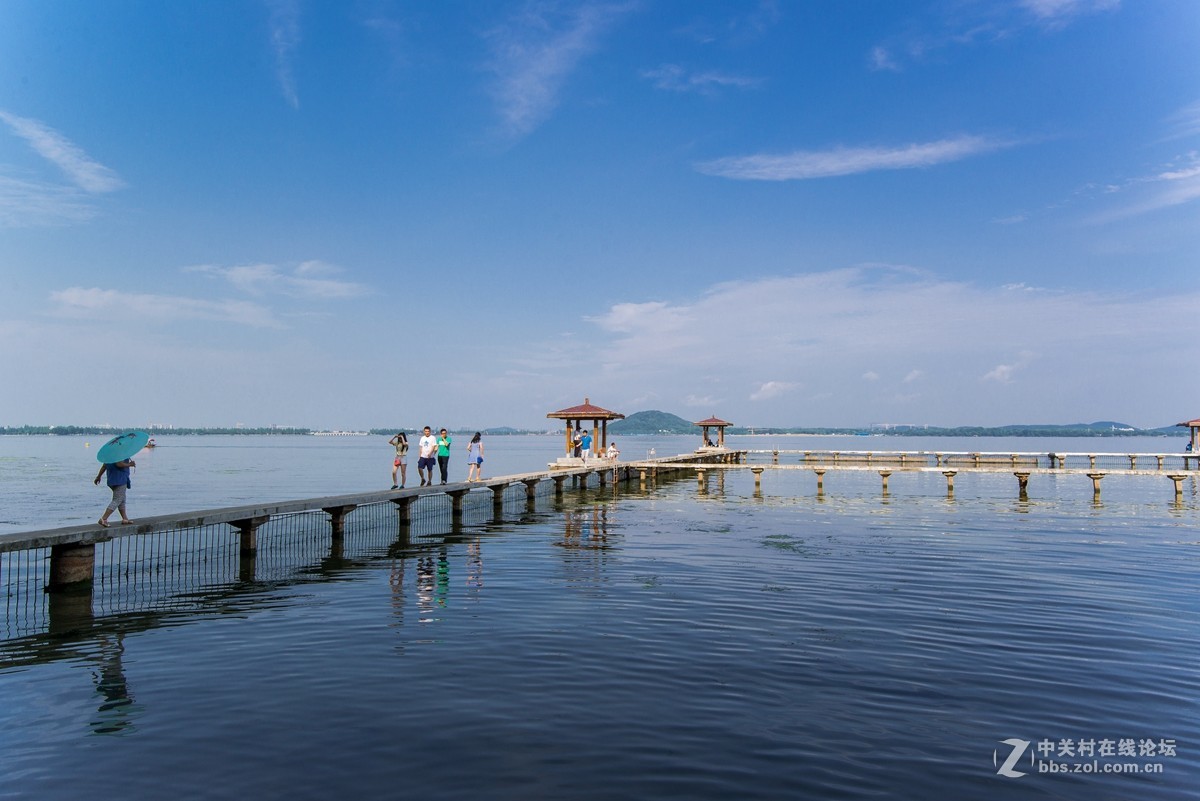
[2,448,1195,600]
[1,447,1197,646]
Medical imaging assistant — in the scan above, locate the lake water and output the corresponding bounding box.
[1,434,1197,799]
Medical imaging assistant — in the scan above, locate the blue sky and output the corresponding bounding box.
[1,0,1197,430]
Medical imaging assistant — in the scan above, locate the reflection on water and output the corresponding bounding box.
[90,632,138,735]
[1,473,1198,800]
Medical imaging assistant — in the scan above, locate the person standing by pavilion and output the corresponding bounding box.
[579,428,593,464]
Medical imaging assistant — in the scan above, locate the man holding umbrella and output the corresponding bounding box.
[93,431,148,527]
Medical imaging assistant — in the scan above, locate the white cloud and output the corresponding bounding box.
[982,351,1036,383]
[266,0,301,109]
[685,394,718,408]
[485,2,633,140]
[1020,0,1120,24]
[50,287,284,328]
[695,135,1012,181]
[869,46,900,72]
[641,64,761,94]
[575,266,1200,426]
[186,261,367,298]
[750,381,795,401]
[0,110,124,193]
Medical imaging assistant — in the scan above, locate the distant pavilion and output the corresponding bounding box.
[1178,417,1200,452]
[695,416,732,450]
[547,398,625,457]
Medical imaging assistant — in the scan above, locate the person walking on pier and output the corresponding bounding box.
[389,431,409,489]
[437,428,452,484]
[417,426,437,486]
[94,458,135,527]
[466,432,484,482]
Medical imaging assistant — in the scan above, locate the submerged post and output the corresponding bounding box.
[323,504,357,538]
[1014,472,1030,500]
[814,469,826,494]
[391,496,416,524]
[1167,474,1186,502]
[1087,473,1105,501]
[447,489,469,519]
[943,470,957,496]
[751,466,764,490]
[230,515,269,554]
[490,483,510,516]
[879,470,892,495]
[47,542,97,590]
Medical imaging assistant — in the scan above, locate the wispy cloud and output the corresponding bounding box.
[1085,152,1200,222]
[870,0,1119,71]
[266,0,301,108]
[1163,99,1200,142]
[0,110,124,193]
[1019,0,1120,25]
[695,135,1012,181]
[485,2,634,140]
[676,1,781,46]
[50,287,284,328]
[641,64,761,94]
[185,260,368,298]
[0,176,96,227]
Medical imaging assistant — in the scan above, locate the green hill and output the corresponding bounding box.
[609,410,696,435]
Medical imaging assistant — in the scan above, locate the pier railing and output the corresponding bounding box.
[3,447,1197,647]
[746,449,1199,471]
[2,453,725,646]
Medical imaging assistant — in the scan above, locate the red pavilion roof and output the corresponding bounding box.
[694,416,733,427]
[547,397,625,420]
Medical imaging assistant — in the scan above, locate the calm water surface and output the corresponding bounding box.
[1,435,1197,799]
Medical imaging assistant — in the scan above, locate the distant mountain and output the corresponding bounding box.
[609,410,697,435]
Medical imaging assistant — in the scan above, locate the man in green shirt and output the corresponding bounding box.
[437,428,452,485]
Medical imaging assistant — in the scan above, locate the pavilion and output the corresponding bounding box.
[1178,417,1200,452]
[694,416,732,450]
[547,398,625,458]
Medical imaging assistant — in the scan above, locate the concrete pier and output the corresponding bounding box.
[2,448,1195,595]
